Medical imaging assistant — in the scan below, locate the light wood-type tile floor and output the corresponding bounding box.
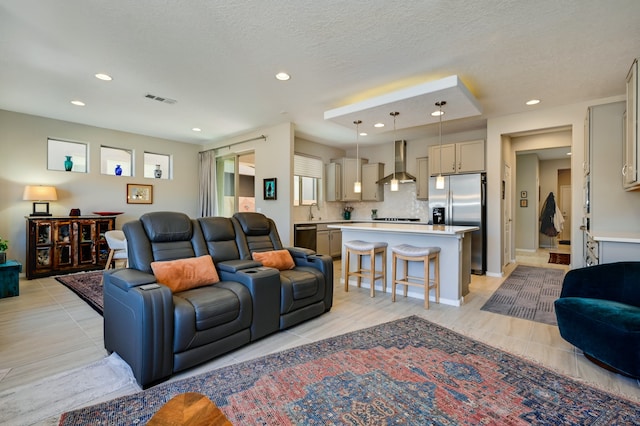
[1,253,639,411]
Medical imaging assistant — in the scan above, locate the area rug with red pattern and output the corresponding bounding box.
[55,270,104,315]
[59,316,639,425]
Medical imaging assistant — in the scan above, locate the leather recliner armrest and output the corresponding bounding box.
[104,268,157,291]
[217,259,262,273]
[288,246,315,258]
[219,266,281,340]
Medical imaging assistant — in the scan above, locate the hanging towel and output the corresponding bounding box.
[553,203,565,234]
[540,192,559,237]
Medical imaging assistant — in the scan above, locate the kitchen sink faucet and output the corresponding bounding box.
[308,203,319,220]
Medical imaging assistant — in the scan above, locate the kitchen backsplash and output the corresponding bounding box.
[293,182,431,222]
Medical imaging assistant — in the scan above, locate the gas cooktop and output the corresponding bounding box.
[373,217,421,222]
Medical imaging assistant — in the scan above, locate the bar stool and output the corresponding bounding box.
[343,240,388,297]
[391,244,440,309]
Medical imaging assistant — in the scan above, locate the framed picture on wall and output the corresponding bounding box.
[127,184,153,204]
[520,191,527,198]
[520,199,528,208]
[264,178,277,200]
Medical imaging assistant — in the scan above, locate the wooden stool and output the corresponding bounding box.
[391,244,440,309]
[344,240,387,297]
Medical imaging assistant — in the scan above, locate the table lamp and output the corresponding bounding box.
[23,185,58,216]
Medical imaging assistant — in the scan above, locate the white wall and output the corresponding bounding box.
[0,109,201,267]
[515,154,539,251]
[486,94,625,276]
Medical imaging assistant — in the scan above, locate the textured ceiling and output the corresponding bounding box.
[1,1,638,148]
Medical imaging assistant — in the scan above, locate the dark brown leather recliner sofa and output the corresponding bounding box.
[103,211,333,388]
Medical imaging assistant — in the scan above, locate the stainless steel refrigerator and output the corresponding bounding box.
[429,173,486,274]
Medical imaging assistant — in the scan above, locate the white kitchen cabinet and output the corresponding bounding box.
[316,223,342,258]
[361,163,384,201]
[429,140,484,175]
[328,158,367,201]
[416,157,429,200]
[584,101,640,266]
[624,58,639,190]
[429,143,456,175]
[325,162,341,202]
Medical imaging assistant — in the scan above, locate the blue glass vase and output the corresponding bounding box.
[64,156,73,171]
[115,165,122,176]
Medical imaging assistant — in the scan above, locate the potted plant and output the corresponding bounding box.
[0,236,8,264]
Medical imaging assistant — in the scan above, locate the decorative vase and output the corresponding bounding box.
[154,164,162,178]
[115,165,122,176]
[371,209,378,219]
[344,211,351,220]
[64,156,73,171]
[0,252,6,264]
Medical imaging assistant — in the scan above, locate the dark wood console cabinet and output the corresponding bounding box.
[26,216,116,279]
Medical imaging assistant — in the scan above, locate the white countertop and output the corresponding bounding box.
[588,231,640,244]
[328,222,478,235]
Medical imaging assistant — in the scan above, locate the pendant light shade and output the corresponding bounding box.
[390,112,399,191]
[435,101,446,190]
[353,120,362,193]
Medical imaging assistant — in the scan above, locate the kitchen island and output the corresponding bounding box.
[329,222,478,306]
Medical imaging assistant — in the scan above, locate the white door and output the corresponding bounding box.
[560,185,572,242]
[503,164,512,266]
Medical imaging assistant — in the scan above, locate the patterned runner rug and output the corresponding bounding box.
[59,315,639,425]
[480,265,564,325]
[55,270,104,315]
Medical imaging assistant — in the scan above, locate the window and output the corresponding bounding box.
[101,146,132,176]
[47,138,88,173]
[294,154,322,206]
[144,152,170,179]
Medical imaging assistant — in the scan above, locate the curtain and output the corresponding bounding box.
[198,150,217,217]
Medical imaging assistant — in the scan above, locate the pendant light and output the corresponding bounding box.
[435,101,446,190]
[390,112,399,191]
[353,120,362,193]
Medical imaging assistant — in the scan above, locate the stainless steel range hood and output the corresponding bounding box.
[376,140,416,185]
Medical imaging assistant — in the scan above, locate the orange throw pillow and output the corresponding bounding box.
[150,255,220,293]
[252,249,295,271]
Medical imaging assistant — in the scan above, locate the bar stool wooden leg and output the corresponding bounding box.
[344,248,351,292]
[424,254,430,309]
[391,252,397,302]
[381,248,387,294]
[369,249,375,297]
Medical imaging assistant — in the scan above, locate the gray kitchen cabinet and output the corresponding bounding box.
[361,163,384,201]
[416,157,429,200]
[429,140,484,175]
[316,223,342,258]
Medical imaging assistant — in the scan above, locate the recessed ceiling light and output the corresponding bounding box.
[526,99,540,106]
[567,152,572,156]
[192,127,202,132]
[431,110,444,117]
[71,100,85,106]
[374,123,384,128]
[95,73,112,81]
[359,132,368,136]
[275,72,291,81]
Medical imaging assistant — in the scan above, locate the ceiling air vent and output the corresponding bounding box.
[144,93,177,105]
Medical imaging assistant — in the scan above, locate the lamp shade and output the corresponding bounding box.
[23,185,58,201]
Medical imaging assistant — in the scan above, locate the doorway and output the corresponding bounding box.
[509,128,572,266]
[216,152,255,217]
